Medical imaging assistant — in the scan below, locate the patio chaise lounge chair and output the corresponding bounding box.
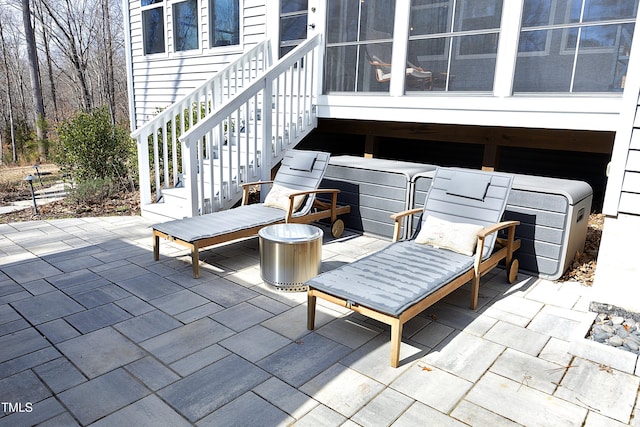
[152,150,350,278]
[369,55,433,90]
[306,167,521,367]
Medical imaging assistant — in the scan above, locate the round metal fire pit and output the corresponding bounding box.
[258,224,323,292]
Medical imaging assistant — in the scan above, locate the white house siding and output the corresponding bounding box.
[126,0,268,128]
[619,126,640,214]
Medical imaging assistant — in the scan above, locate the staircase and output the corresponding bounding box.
[131,35,323,222]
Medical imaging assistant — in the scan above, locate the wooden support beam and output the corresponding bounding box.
[482,143,499,171]
[364,135,380,159]
[316,119,615,154]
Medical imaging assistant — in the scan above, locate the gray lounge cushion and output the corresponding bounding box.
[306,240,474,316]
[152,204,286,243]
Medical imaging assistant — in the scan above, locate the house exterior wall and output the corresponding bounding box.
[124,0,640,219]
[124,0,272,128]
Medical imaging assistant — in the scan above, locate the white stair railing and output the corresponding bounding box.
[178,34,322,217]
[132,41,272,209]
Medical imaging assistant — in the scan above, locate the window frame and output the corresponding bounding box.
[172,0,200,53]
[209,0,242,49]
[141,0,167,56]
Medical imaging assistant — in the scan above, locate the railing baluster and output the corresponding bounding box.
[152,128,161,201]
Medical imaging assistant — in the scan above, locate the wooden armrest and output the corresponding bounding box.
[390,208,423,242]
[241,180,273,189]
[241,180,274,205]
[473,220,521,272]
[477,220,520,238]
[287,188,340,198]
[390,208,423,222]
[283,188,342,222]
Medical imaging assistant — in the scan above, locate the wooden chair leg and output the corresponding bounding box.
[390,319,403,368]
[470,274,480,310]
[191,244,200,278]
[153,234,160,261]
[307,293,317,330]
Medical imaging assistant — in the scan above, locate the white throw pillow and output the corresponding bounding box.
[415,215,484,256]
[263,184,306,213]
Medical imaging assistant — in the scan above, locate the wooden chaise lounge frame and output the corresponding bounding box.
[152,150,350,278]
[306,167,521,367]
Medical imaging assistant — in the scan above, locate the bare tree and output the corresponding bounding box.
[34,0,60,122]
[40,0,96,112]
[22,0,48,159]
[101,0,115,123]
[0,13,20,163]
[0,0,129,162]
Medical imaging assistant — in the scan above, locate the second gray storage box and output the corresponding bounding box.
[413,170,593,280]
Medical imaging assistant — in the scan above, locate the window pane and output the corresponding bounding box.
[141,0,162,6]
[143,8,165,54]
[410,1,450,36]
[280,15,307,42]
[326,0,360,43]
[581,0,639,22]
[522,0,552,27]
[359,0,395,41]
[448,34,497,91]
[361,42,394,92]
[459,32,499,55]
[211,0,239,47]
[407,38,449,92]
[324,45,358,92]
[455,0,503,31]
[173,0,198,51]
[573,23,634,92]
[518,29,549,52]
[514,28,575,92]
[281,0,307,14]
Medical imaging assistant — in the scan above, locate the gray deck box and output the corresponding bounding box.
[413,171,593,280]
[320,156,436,239]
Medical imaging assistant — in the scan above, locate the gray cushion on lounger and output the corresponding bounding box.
[152,204,287,243]
[306,240,474,316]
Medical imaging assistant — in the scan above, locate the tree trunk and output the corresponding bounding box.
[0,20,18,163]
[35,0,59,122]
[22,0,47,159]
[102,0,116,124]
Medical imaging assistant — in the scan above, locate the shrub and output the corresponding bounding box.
[67,178,117,205]
[55,107,134,189]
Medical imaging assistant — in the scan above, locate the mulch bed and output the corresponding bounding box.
[557,213,603,286]
[0,191,141,223]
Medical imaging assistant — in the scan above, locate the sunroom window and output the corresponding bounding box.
[210,0,240,47]
[173,0,199,51]
[407,0,503,92]
[514,0,639,93]
[141,0,165,55]
[324,0,396,93]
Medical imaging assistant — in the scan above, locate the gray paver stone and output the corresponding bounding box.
[198,391,293,426]
[158,354,270,422]
[58,368,150,425]
[258,332,351,388]
[57,327,146,378]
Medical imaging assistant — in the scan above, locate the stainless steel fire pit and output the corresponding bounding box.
[258,224,323,292]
